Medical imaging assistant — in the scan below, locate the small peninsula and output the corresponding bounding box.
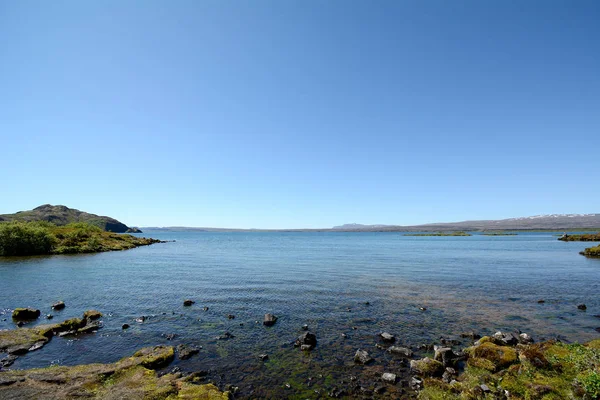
[0,204,141,233]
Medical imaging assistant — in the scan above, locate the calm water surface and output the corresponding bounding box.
[1,232,599,397]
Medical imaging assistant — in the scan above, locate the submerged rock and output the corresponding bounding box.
[263,313,278,326]
[295,332,317,350]
[176,344,200,360]
[0,345,229,399]
[216,332,234,340]
[354,349,373,364]
[12,308,40,320]
[183,299,195,306]
[387,346,412,357]
[122,324,130,330]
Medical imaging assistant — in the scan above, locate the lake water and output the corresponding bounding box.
[1,232,599,397]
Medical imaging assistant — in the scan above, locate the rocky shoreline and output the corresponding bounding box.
[2,301,599,399]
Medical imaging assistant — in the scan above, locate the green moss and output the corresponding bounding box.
[581,244,600,257]
[422,339,600,399]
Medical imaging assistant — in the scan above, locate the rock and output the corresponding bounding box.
[442,367,456,383]
[28,341,45,352]
[51,301,65,310]
[203,306,209,311]
[259,354,269,361]
[466,342,518,371]
[162,333,177,341]
[294,332,317,349]
[216,332,234,340]
[227,314,235,319]
[380,332,395,343]
[410,357,444,377]
[460,331,481,340]
[387,346,412,357]
[494,331,519,345]
[0,355,18,368]
[183,299,195,306]
[410,376,423,390]
[176,344,199,360]
[83,310,102,321]
[537,299,545,303]
[300,344,313,351]
[77,321,101,334]
[434,345,460,367]
[12,308,41,320]
[122,324,130,329]
[419,307,427,311]
[135,316,146,323]
[46,314,53,320]
[341,333,347,339]
[519,333,534,344]
[382,372,397,384]
[302,324,309,331]
[263,313,278,326]
[481,384,491,393]
[354,349,373,364]
[577,303,587,310]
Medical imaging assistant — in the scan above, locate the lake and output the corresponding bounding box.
[1,231,598,397]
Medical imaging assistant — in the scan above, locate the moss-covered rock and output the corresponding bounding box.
[410,357,444,377]
[465,342,518,371]
[0,346,229,399]
[83,310,102,321]
[420,338,600,399]
[12,308,41,320]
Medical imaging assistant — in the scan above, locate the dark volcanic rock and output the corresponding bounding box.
[294,332,317,350]
[51,302,65,310]
[263,313,278,327]
[122,324,130,330]
[577,304,587,310]
[12,308,40,320]
[183,299,195,307]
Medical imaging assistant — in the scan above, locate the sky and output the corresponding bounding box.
[1,1,599,229]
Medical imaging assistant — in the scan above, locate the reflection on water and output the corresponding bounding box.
[1,232,598,397]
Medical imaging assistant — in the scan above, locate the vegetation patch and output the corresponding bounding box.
[404,231,472,237]
[558,233,600,242]
[580,244,600,258]
[0,221,162,256]
[419,339,600,400]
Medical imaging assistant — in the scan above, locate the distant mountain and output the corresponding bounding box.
[332,214,600,232]
[0,204,139,233]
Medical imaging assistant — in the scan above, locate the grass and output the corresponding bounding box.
[482,232,518,236]
[404,231,472,237]
[0,221,161,256]
[419,339,600,400]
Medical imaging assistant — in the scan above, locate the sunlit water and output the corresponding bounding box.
[1,232,599,397]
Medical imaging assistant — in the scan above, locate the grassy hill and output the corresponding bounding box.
[0,204,139,233]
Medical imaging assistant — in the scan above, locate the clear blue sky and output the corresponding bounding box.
[1,1,599,228]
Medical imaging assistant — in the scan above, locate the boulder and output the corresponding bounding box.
[578,304,587,310]
[493,331,519,345]
[51,302,65,310]
[12,308,41,320]
[122,324,130,330]
[410,357,444,377]
[263,313,278,327]
[519,333,533,344]
[382,372,397,384]
[380,332,395,343]
[465,342,518,371]
[83,310,103,321]
[295,332,317,350]
[183,299,195,306]
[434,345,460,367]
[387,346,412,357]
[354,349,373,364]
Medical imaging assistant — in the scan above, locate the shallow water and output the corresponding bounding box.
[1,232,599,397]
